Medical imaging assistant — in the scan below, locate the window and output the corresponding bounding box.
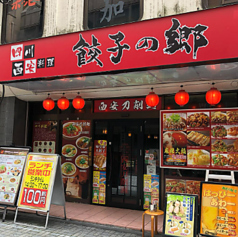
[2,0,44,44]
[202,0,238,8]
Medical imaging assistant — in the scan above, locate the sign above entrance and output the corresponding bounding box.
[1,5,238,82]
[94,97,161,112]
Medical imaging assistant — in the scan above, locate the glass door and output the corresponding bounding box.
[107,120,143,209]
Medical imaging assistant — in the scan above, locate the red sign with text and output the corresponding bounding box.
[1,5,238,82]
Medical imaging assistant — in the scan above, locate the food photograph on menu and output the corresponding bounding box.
[161,108,238,170]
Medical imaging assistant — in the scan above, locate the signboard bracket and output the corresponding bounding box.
[205,170,235,184]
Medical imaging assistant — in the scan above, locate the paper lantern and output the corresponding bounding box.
[145,88,159,107]
[72,94,85,110]
[57,95,69,110]
[43,95,55,111]
[175,86,189,106]
[206,85,221,106]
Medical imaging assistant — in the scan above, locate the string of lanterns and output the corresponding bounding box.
[43,93,85,111]
[145,83,222,107]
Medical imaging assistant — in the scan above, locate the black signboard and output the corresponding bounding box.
[84,0,143,30]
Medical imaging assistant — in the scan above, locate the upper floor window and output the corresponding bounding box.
[84,0,143,30]
[202,0,238,8]
[2,0,44,44]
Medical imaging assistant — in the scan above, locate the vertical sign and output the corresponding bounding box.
[17,153,58,211]
[200,182,238,237]
[92,140,107,205]
[163,193,198,237]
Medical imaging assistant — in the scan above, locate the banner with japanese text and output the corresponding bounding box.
[17,153,58,211]
[200,182,238,237]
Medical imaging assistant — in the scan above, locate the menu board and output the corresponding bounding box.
[32,121,57,154]
[17,153,58,211]
[61,120,92,200]
[0,147,29,205]
[200,182,238,237]
[161,108,238,170]
[143,174,159,209]
[163,193,198,237]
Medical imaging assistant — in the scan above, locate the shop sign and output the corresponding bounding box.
[0,147,29,205]
[92,171,106,204]
[85,0,142,30]
[32,121,57,154]
[161,108,238,171]
[17,153,58,211]
[200,182,238,237]
[61,120,92,200]
[2,5,238,82]
[11,0,40,10]
[163,193,198,237]
[94,97,161,113]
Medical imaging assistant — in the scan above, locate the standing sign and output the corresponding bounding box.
[163,193,198,237]
[200,182,238,237]
[92,140,107,205]
[161,108,238,171]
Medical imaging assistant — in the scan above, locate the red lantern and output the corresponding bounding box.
[57,94,69,110]
[72,94,85,110]
[43,95,55,111]
[175,86,189,107]
[145,88,159,107]
[206,84,221,106]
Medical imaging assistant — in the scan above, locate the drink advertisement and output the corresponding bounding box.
[161,108,238,171]
[32,121,57,154]
[143,174,159,209]
[200,182,238,237]
[163,193,198,237]
[17,153,58,211]
[0,147,29,205]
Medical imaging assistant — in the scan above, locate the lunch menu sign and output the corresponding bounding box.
[161,108,238,171]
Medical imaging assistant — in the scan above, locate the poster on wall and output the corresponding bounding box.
[143,174,159,209]
[32,121,57,154]
[17,153,58,211]
[61,120,92,201]
[0,147,29,205]
[163,193,198,237]
[92,140,107,205]
[200,182,238,237]
[161,108,238,170]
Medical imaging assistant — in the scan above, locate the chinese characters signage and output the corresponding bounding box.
[0,147,29,205]
[161,108,238,171]
[200,182,238,237]
[18,153,58,211]
[163,193,197,237]
[85,0,142,30]
[94,97,161,112]
[32,121,57,154]
[2,5,238,82]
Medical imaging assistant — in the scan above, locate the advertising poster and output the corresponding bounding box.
[161,108,238,171]
[143,174,159,209]
[0,147,29,205]
[32,121,57,154]
[92,171,106,204]
[61,120,92,200]
[93,140,107,171]
[200,182,238,237]
[163,193,197,237]
[17,153,58,211]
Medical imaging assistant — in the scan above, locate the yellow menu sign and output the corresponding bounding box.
[200,182,238,237]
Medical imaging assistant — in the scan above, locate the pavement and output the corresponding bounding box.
[0,209,163,237]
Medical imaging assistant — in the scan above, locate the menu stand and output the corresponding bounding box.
[205,170,235,184]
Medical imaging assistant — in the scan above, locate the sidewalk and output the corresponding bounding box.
[48,202,164,233]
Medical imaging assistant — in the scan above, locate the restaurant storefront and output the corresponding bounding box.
[1,4,238,211]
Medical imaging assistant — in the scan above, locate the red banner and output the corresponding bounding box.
[1,5,238,82]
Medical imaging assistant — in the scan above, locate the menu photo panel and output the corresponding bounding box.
[161,108,238,171]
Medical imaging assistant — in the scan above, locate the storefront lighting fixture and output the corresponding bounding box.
[43,94,55,111]
[57,93,69,110]
[72,92,85,110]
[145,87,159,107]
[175,85,189,107]
[154,136,158,139]
[206,83,221,106]
[128,132,132,137]
[148,135,151,139]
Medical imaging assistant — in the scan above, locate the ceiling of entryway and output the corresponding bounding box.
[2,61,238,101]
